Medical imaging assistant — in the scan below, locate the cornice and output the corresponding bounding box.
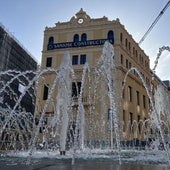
[45,8,120,31]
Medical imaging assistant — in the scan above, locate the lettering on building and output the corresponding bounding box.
[47,38,114,50]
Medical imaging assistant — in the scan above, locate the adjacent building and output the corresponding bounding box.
[0,23,37,113]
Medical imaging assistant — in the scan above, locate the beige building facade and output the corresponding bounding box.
[36,9,170,148]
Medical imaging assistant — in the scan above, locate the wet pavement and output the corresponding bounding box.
[0,161,170,170]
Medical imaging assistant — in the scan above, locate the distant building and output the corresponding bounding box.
[0,23,37,113]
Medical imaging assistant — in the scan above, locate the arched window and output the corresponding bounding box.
[81,33,87,41]
[107,30,114,44]
[48,36,54,44]
[73,34,79,42]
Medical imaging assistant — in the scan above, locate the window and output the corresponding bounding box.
[72,82,81,97]
[143,95,146,108]
[48,37,54,44]
[107,30,114,43]
[133,47,135,55]
[135,50,138,59]
[46,57,52,67]
[120,33,123,43]
[108,109,113,120]
[139,54,141,62]
[81,33,87,41]
[129,112,133,127]
[122,82,125,99]
[125,39,128,48]
[80,54,86,64]
[145,61,148,68]
[123,110,126,132]
[128,86,132,102]
[43,85,48,100]
[73,34,79,42]
[72,55,78,65]
[121,54,123,65]
[138,115,141,133]
[72,82,77,97]
[123,110,125,122]
[128,42,131,51]
[136,91,140,105]
[139,54,144,64]
[129,112,133,133]
[126,59,128,68]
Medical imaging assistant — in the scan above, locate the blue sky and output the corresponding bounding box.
[0,0,170,80]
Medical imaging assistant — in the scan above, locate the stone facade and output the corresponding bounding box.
[36,9,170,146]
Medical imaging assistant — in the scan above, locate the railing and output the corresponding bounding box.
[72,96,88,104]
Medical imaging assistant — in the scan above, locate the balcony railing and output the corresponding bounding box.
[72,96,88,105]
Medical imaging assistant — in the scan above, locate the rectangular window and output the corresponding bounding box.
[138,115,141,133]
[43,85,48,100]
[128,42,131,51]
[46,57,52,67]
[133,47,135,55]
[125,39,128,48]
[72,55,78,65]
[72,82,81,97]
[126,59,128,68]
[123,110,126,132]
[120,33,123,43]
[129,112,133,132]
[128,86,132,102]
[80,54,86,64]
[143,95,146,108]
[148,98,151,107]
[121,54,123,65]
[136,91,140,105]
[136,50,138,59]
[122,82,125,99]
[129,112,133,125]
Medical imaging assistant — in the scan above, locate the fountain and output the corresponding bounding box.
[0,42,170,169]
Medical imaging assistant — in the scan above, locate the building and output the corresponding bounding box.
[36,9,170,149]
[0,23,37,113]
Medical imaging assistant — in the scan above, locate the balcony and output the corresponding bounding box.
[72,96,89,105]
